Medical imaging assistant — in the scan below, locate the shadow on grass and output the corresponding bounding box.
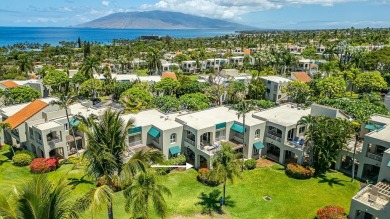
[68,177,93,188]
[316,174,348,188]
[196,189,235,216]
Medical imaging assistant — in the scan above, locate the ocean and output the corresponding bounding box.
[0,27,235,46]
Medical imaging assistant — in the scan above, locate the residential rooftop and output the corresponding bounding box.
[175,106,263,130]
[366,125,390,142]
[370,114,390,126]
[260,76,291,84]
[120,109,182,130]
[34,121,62,130]
[0,97,57,117]
[253,104,311,127]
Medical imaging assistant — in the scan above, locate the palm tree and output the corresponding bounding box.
[123,169,171,219]
[80,55,101,99]
[17,53,34,79]
[350,121,361,182]
[0,175,81,219]
[50,82,80,157]
[234,96,254,171]
[210,143,241,205]
[78,109,132,219]
[147,48,162,75]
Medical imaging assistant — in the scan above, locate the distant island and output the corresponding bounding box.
[74,10,254,30]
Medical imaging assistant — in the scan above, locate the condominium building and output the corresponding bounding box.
[253,104,311,164]
[260,76,291,102]
[175,106,266,168]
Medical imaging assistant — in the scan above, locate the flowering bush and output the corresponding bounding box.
[316,205,347,219]
[12,153,33,166]
[285,163,313,179]
[30,157,59,173]
[197,168,220,186]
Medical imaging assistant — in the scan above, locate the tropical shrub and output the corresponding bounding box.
[30,157,59,173]
[197,168,220,186]
[12,153,33,166]
[254,99,276,109]
[285,163,313,179]
[158,154,186,174]
[316,205,347,219]
[15,149,36,159]
[60,156,88,165]
[97,175,122,191]
[244,159,257,170]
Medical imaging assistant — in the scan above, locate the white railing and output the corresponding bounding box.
[234,132,243,140]
[215,136,226,142]
[128,140,142,147]
[266,133,281,142]
[184,137,195,146]
[366,152,383,161]
[354,185,386,210]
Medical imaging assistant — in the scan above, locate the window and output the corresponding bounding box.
[253,148,259,154]
[255,129,260,139]
[170,133,176,144]
[64,123,69,131]
[299,126,306,134]
[273,85,278,91]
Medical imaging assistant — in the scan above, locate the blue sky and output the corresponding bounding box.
[0,0,389,29]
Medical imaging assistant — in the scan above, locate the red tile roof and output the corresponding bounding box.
[1,80,20,88]
[291,72,312,83]
[3,99,48,129]
[162,72,177,81]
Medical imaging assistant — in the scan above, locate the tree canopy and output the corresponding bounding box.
[5,86,40,105]
[179,93,210,111]
[153,78,178,96]
[43,70,69,93]
[354,71,387,93]
[287,80,312,104]
[120,87,153,113]
[316,76,346,98]
[79,79,103,97]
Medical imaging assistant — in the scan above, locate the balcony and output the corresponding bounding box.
[47,135,62,147]
[266,133,282,142]
[353,183,390,210]
[184,137,195,146]
[128,140,142,147]
[366,152,383,161]
[215,136,226,142]
[11,130,20,138]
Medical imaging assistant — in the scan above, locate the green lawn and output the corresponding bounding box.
[0,157,359,219]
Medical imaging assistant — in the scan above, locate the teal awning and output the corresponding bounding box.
[69,118,79,127]
[128,126,142,134]
[231,123,244,134]
[365,124,383,131]
[216,122,226,130]
[169,146,181,155]
[388,161,390,168]
[148,127,160,138]
[253,142,264,150]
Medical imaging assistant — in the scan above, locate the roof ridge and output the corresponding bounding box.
[3,99,48,129]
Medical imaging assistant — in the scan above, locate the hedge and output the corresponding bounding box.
[157,154,186,174]
[285,163,313,179]
[316,205,347,219]
[15,149,36,159]
[12,153,33,166]
[0,154,8,164]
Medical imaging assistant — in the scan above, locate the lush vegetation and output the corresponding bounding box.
[285,163,313,179]
[316,205,347,219]
[12,153,33,167]
[0,160,359,219]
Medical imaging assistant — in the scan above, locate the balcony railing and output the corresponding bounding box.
[366,152,383,161]
[266,133,282,142]
[47,135,62,147]
[354,185,387,210]
[184,137,195,146]
[129,140,142,147]
[215,136,226,142]
[37,138,43,145]
[233,132,243,140]
[11,130,19,138]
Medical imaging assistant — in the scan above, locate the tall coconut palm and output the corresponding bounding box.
[234,96,254,171]
[123,169,171,219]
[17,53,34,79]
[50,82,80,157]
[0,175,81,219]
[147,48,162,75]
[80,55,101,99]
[350,121,361,182]
[210,143,241,205]
[78,109,132,219]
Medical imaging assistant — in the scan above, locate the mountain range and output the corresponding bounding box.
[75,10,253,30]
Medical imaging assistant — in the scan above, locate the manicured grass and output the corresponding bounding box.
[0,158,359,219]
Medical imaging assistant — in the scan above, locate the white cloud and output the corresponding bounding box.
[140,0,365,20]
[101,1,110,6]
